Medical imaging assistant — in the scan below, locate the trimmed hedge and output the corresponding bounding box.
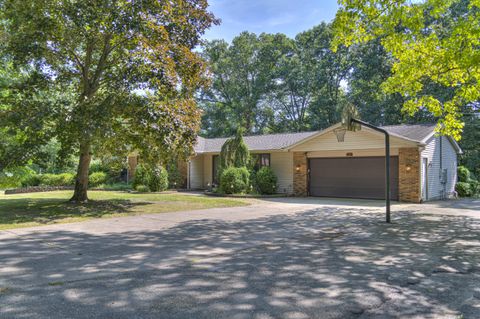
[21,174,43,187]
[255,167,277,194]
[220,166,250,194]
[40,173,75,186]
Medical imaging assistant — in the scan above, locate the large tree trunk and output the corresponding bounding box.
[70,142,92,202]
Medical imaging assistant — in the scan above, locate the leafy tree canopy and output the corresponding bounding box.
[0,0,217,201]
[333,0,480,140]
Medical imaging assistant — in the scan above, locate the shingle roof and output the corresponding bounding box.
[194,131,319,153]
[194,123,438,153]
[380,124,436,142]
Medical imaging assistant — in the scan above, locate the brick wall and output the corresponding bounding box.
[293,152,308,196]
[399,148,421,203]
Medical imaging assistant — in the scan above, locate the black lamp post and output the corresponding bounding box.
[335,119,391,223]
[351,119,391,223]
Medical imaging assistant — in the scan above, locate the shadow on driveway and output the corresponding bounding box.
[1,207,480,318]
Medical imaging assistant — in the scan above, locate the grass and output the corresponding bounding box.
[0,191,249,230]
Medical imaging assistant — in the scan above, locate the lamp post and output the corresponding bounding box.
[334,119,391,223]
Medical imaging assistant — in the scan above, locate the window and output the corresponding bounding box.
[212,155,220,185]
[253,153,270,171]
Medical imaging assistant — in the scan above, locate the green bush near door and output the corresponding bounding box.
[220,167,250,194]
[255,167,278,195]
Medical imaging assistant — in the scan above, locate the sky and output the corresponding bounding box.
[203,0,339,43]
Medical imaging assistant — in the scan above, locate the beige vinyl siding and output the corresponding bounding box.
[307,148,399,158]
[188,155,204,189]
[270,152,294,194]
[421,136,458,200]
[203,154,213,188]
[291,128,415,152]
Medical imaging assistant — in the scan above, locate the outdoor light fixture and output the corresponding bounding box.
[296,165,301,172]
[333,127,347,142]
[406,165,412,172]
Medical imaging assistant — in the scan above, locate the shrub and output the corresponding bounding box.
[456,182,472,197]
[220,166,250,194]
[132,164,168,192]
[458,166,471,182]
[19,173,74,187]
[40,174,65,186]
[167,160,185,188]
[0,167,36,189]
[21,174,42,187]
[469,180,479,196]
[149,166,169,192]
[58,173,75,186]
[89,172,107,187]
[89,161,108,173]
[255,167,277,194]
[135,185,150,192]
[132,164,150,190]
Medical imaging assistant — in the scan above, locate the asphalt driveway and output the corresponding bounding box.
[1,197,479,319]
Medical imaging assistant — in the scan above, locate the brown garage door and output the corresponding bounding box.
[308,157,399,200]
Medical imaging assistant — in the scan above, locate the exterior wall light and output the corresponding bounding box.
[406,164,412,172]
[296,165,301,172]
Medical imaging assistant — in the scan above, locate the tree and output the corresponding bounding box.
[199,32,290,136]
[219,129,250,170]
[333,0,480,140]
[459,109,480,177]
[0,0,217,201]
[297,23,350,130]
[347,39,437,126]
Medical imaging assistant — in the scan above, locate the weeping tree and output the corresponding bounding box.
[0,0,217,201]
[219,129,250,171]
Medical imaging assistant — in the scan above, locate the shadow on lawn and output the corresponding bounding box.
[0,197,150,226]
[1,208,480,318]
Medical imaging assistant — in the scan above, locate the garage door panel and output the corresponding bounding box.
[309,157,399,200]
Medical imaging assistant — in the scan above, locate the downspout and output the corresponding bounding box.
[439,136,446,199]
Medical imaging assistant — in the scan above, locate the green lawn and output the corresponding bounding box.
[0,191,249,230]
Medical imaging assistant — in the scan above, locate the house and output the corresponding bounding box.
[187,122,462,203]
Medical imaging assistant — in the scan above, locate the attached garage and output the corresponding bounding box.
[186,122,462,203]
[308,157,399,200]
